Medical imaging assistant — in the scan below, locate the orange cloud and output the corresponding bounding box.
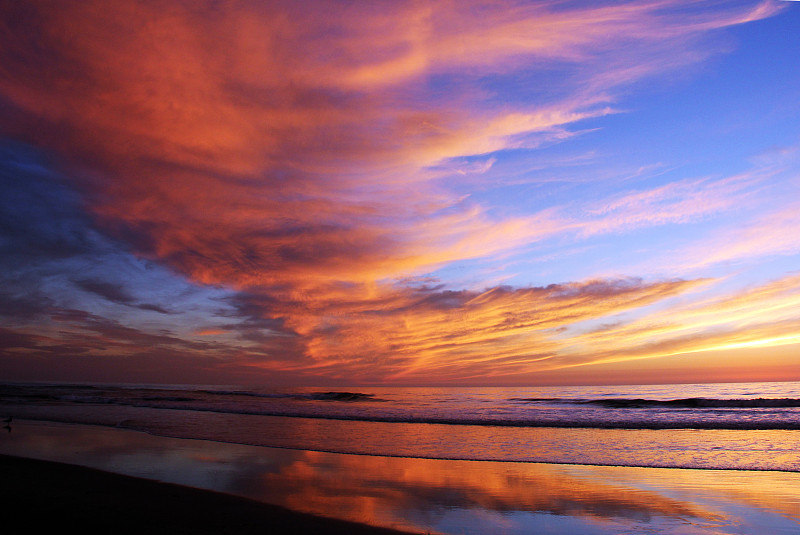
[229,277,705,382]
[553,273,800,373]
[0,1,785,383]
[194,328,230,337]
[1,1,780,289]
[260,450,720,532]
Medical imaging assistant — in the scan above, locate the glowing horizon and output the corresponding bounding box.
[1,0,799,386]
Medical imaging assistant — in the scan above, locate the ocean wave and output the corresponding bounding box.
[308,392,379,401]
[103,403,800,430]
[200,390,381,402]
[3,383,800,431]
[136,396,196,402]
[0,384,381,404]
[511,397,800,409]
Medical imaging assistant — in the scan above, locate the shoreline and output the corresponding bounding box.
[0,454,415,535]
[11,415,800,474]
[5,405,800,472]
[1,419,798,534]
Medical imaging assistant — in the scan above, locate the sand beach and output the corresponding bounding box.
[1,419,798,534]
[1,453,415,535]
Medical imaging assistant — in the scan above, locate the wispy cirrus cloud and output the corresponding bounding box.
[682,198,800,270]
[552,272,800,373]
[578,172,765,236]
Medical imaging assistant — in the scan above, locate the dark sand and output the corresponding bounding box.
[0,454,415,535]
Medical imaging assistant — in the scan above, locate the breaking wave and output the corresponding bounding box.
[510,397,800,409]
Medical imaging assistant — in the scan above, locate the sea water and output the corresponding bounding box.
[1,381,799,471]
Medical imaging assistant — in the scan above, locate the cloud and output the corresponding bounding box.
[579,173,764,236]
[0,144,254,376]
[259,451,717,531]
[73,279,171,314]
[0,143,101,263]
[0,1,787,382]
[1,1,779,289]
[554,273,800,370]
[683,199,800,269]
[225,277,705,382]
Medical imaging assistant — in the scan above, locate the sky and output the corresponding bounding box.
[1,0,799,386]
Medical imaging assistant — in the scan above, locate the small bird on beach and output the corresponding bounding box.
[2,416,10,424]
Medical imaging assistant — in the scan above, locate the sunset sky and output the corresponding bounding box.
[1,0,799,386]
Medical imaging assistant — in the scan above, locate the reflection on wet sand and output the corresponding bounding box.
[1,421,798,534]
[255,451,726,533]
[6,403,800,471]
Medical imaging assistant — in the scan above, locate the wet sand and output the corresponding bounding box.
[1,420,798,534]
[0,454,414,535]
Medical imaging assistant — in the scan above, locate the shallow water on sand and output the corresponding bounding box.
[2,420,799,534]
[3,381,800,471]
[4,403,800,471]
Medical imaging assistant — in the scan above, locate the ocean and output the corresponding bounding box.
[2,380,799,472]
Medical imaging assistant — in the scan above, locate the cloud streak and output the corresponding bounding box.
[556,273,800,372]
[0,0,794,383]
[2,1,780,285]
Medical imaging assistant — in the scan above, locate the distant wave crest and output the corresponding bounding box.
[511,397,800,408]
[201,390,380,402]
[3,383,800,431]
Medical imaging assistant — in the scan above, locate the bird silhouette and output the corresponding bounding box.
[2,416,11,424]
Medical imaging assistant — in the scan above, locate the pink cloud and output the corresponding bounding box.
[0,0,784,382]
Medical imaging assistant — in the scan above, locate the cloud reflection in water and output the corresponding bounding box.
[2,421,798,534]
